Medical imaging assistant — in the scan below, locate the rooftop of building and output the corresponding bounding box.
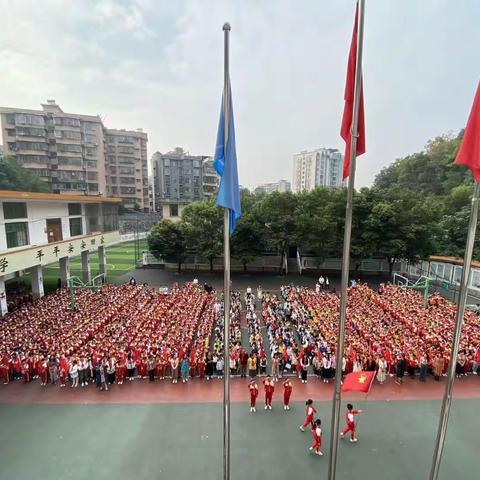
[0,100,102,123]
[106,128,148,139]
[0,190,122,204]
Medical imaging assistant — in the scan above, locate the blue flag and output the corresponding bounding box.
[213,78,241,234]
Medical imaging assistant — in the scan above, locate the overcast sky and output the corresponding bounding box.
[0,0,479,187]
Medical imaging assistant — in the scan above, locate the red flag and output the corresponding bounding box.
[340,2,366,180]
[454,81,480,182]
[341,371,374,393]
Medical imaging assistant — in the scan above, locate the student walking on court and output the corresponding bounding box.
[249,379,259,412]
[263,375,275,410]
[300,399,317,431]
[283,379,293,410]
[340,403,363,442]
[310,419,323,456]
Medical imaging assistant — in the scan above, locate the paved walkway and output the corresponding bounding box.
[1,375,478,404]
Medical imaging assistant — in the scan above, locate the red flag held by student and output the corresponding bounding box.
[454,81,480,182]
[340,2,366,180]
[341,371,374,393]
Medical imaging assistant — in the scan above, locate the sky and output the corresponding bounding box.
[0,0,479,188]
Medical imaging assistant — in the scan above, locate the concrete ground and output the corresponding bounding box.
[116,267,366,292]
[0,399,476,480]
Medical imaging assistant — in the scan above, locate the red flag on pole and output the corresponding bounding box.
[341,371,374,393]
[454,81,480,182]
[340,2,366,180]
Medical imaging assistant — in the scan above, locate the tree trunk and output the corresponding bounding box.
[279,250,284,275]
[243,262,247,273]
[209,258,214,273]
[388,258,395,278]
[177,260,182,273]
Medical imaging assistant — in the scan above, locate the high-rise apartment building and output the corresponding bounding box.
[203,157,219,201]
[254,179,291,195]
[152,148,218,219]
[292,148,344,192]
[105,128,149,210]
[0,100,149,211]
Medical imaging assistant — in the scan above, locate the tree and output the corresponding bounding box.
[374,132,470,197]
[182,201,223,272]
[362,188,437,276]
[295,188,341,266]
[253,191,299,273]
[0,156,51,192]
[147,220,187,273]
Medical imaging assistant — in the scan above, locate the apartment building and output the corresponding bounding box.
[105,128,149,211]
[0,100,149,211]
[292,148,344,192]
[152,148,219,220]
[254,179,291,195]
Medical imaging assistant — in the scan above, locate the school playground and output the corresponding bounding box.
[7,240,147,294]
[0,377,478,480]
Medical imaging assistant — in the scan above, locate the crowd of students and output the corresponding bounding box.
[1,279,479,389]
[283,282,480,381]
[0,283,217,387]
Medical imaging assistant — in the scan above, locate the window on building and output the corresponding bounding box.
[170,204,179,217]
[68,203,82,216]
[58,156,82,167]
[471,269,480,289]
[69,217,83,236]
[3,202,27,219]
[57,143,82,153]
[5,222,29,248]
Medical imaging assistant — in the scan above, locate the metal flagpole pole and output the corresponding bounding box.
[429,182,480,480]
[328,1,366,479]
[222,21,231,480]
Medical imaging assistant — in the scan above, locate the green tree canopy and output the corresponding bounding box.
[182,201,223,272]
[147,219,187,272]
[0,156,51,192]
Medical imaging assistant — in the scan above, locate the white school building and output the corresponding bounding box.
[0,190,121,315]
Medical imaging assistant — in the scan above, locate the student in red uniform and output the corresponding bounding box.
[59,356,69,387]
[38,357,48,386]
[263,375,275,410]
[21,360,30,383]
[117,357,125,385]
[249,379,259,412]
[283,379,293,411]
[300,399,317,431]
[0,354,10,384]
[340,403,363,442]
[309,419,323,456]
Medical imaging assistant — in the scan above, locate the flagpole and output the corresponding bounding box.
[429,181,480,480]
[222,21,231,480]
[328,1,366,479]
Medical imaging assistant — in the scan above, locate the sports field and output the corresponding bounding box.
[0,381,477,480]
[7,241,147,293]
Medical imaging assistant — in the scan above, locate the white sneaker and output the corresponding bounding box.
[300,426,305,432]
[350,438,358,443]
[253,407,256,412]
[316,451,323,456]
[265,405,268,410]
[287,405,290,410]
[269,405,272,410]
[309,447,313,451]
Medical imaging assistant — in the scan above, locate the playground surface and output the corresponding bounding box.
[7,241,146,294]
[0,377,478,480]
